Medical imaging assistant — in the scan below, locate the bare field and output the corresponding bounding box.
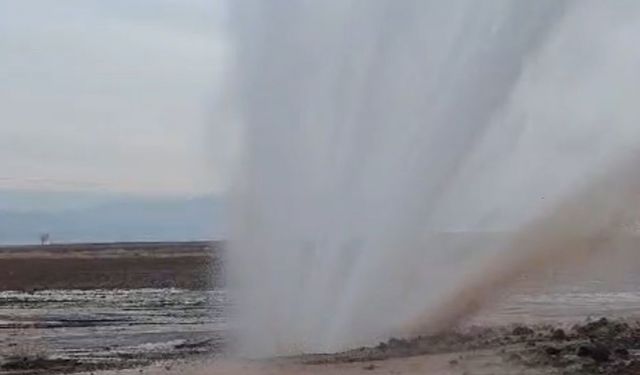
[0,241,223,290]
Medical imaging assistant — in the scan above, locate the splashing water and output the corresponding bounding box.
[225,1,640,356]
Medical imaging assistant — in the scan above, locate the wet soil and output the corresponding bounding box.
[296,317,640,374]
[2,242,640,374]
[78,317,640,375]
[0,289,226,375]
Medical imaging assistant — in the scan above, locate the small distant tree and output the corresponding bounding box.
[39,233,50,246]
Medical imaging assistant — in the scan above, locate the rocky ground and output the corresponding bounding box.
[293,317,640,374]
[0,311,637,374]
[57,317,640,375]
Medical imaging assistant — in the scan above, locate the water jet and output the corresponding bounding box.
[226,0,640,356]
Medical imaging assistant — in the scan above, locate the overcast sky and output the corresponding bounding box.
[0,0,236,196]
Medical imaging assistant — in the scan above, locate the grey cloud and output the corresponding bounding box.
[0,0,234,195]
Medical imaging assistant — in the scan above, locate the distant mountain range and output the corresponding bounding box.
[0,190,224,245]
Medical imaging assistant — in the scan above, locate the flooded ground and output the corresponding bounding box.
[479,284,640,326]
[1,242,639,374]
[0,289,226,373]
[2,279,640,373]
[480,254,640,326]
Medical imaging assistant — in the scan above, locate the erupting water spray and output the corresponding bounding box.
[226,0,640,356]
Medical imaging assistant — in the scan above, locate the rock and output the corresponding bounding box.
[545,346,561,356]
[449,359,459,366]
[363,364,377,371]
[576,344,610,363]
[577,345,591,358]
[551,329,567,341]
[620,360,640,374]
[615,347,630,360]
[512,326,534,336]
[507,353,522,362]
[574,317,629,340]
[589,345,611,363]
[387,338,409,348]
[576,318,609,336]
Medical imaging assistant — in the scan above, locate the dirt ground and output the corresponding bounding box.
[0,242,223,290]
[3,242,640,374]
[82,353,527,375]
[80,318,640,375]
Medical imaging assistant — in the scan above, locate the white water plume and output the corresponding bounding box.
[226,1,640,356]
